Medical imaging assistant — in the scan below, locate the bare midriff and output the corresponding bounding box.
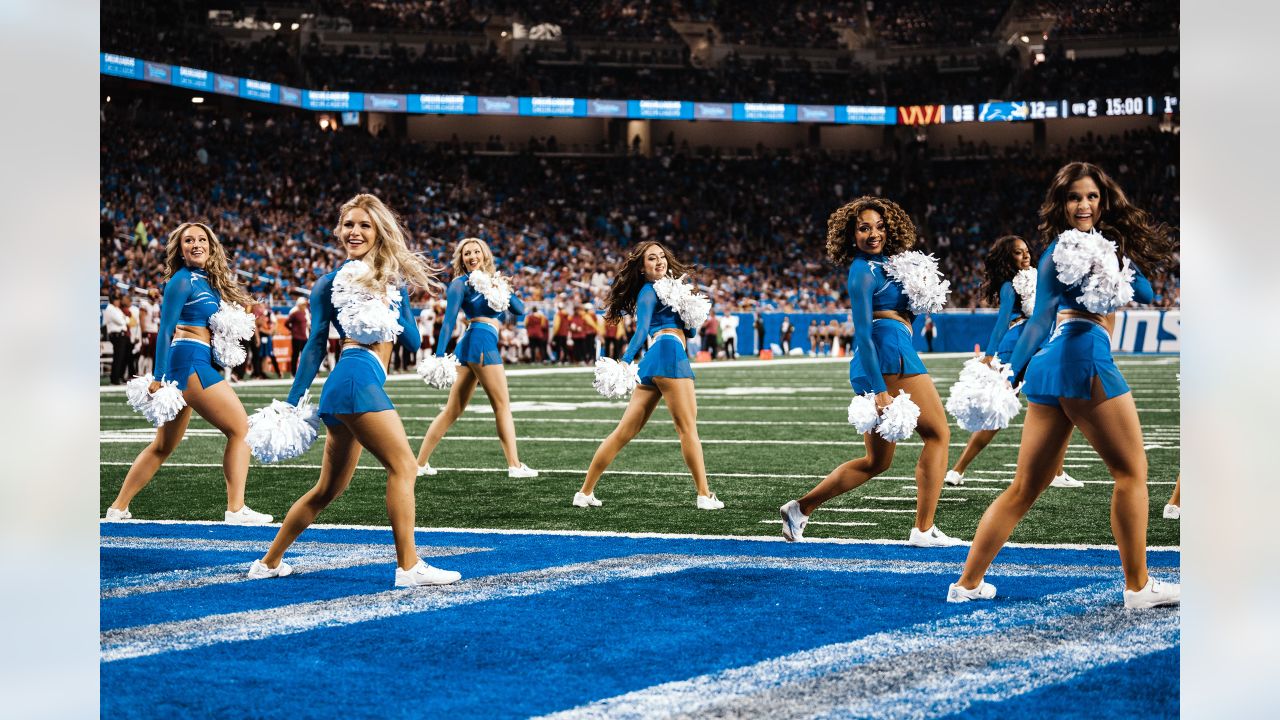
[649,327,687,348]
[466,317,501,332]
[173,325,211,343]
[872,310,912,329]
[1058,309,1114,334]
[343,339,394,369]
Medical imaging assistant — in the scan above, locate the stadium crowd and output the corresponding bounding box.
[101,101,1179,327]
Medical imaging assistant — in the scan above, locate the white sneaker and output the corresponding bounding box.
[395,560,461,587]
[105,506,132,521]
[225,506,273,525]
[1163,504,1180,520]
[572,491,602,508]
[1050,471,1084,488]
[508,463,539,478]
[947,581,997,603]
[944,470,965,487]
[1123,577,1181,609]
[908,525,965,547]
[779,500,808,542]
[247,559,293,579]
[417,463,438,477]
[696,493,724,510]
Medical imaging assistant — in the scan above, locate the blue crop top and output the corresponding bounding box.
[434,273,527,356]
[847,252,914,394]
[1007,239,1153,381]
[286,260,421,405]
[983,281,1028,356]
[154,266,222,381]
[621,282,696,364]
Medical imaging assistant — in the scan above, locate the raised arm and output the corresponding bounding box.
[506,286,526,318]
[286,274,335,405]
[620,285,657,363]
[434,276,466,357]
[983,282,1016,357]
[848,262,886,394]
[152,271,192,382]
[1130,261,1154,305]
[1008,244,1066,383]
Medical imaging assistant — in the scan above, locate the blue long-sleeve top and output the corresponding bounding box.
[154,266,221,381]
[983,281,1028,356]
[847,251,913,394]
[286,261,420,405]
[434,273,526,356]
[620,282,696,364]
[1008,239,1153,382]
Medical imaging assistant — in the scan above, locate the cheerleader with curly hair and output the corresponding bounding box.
[949,162,1180,608]
[415,237,537,478]
[574,241,723,509]
[248,194,461,587]
[945,235,1081,489]
[780,196,959,546]
[106,222,272,525]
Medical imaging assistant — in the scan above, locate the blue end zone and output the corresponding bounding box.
[101,523,1180,719]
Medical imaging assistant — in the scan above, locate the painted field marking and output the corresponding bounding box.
[862,496,966,503]
[757,520,877,528]
[821,508,918,514]
[920,486,1000,492]
[531,579,1178,720]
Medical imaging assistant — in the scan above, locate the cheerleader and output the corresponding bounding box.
[949,162,1179,608]
[944,235,1081,489]
[574,241,723,509]
[247,194,460,587]
[106,222,271,525]
[779,196,960,546]
[415,238,538,478]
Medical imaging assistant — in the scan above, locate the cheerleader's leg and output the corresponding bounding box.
[472,362,523,467]
[110,390,194,513]
[797,426,896,516]
[342,409,426,570]
[887,373,951,533]
[261,420,362,568]
[580,385,662,496]
[416,365,479,466]
[183,373,251,511]
[652,377,712,497]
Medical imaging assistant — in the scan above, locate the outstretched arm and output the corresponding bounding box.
[435,277,465,356]
[286,274,335,405]
[984,282,1016,357]
[152,272,192,382]
[848,262,886,394]
[620,286,657,364]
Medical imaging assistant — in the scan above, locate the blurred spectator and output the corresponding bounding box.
[103,295,131,384]
[285,297,310,376]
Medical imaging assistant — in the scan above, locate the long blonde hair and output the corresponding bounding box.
[164,222,253,307]
[451,237,497,276]
[334,194,444,295]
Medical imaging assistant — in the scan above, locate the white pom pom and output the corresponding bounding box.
[246,394,322,463]
[652,275,713,330]
[946,356,1024,432]
[1011,268,1037,317]
[126,374,188,427]
[1077,255,1135,314]
[468,270,513,313]
[883,251,950,315]
[416,354,460,389]
[1051,229,1103,287]
[1052,229,1137,314]
[593,357,640,399]
[333,260,403,344]
[876,390,920,442]
[847,392,880,433]
[209,302,255,368]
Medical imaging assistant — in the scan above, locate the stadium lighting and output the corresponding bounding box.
[1034,52,1046,64]
[106,96,111,102]
[1020,35,1029,43]
[272,21,282,30]
[291,22,300,30]
[319,117,331,130]
[191,97,205,104]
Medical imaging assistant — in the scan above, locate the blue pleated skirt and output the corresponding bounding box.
[849,319,928,394]
[1023,319,1130,407]
[456,323,502,366]
[166,339,224,391]
[638,333,694,387]
[318,346,393,426]
[994,319,1027,365]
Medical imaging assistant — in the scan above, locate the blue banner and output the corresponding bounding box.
[477,96,520,115]
[586,99,628,117]
[979,101,1029,122]
[143,62,171,84]
[173,66,213,91]
[279,86,302,107]
[797,105,837,123]
[733,103,796,123]
[693,102,733,121]
[628,99,693,120]
[239,78,277,103]
[101,53,143,80]
[409,94,473,114]
[213,74,239,96]
[303,90,362,111]
[519,96,586,117]
[364,93,407,112]
[836,105,896,125]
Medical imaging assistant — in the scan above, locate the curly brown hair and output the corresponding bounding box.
[979,235,1034,306]
[825,196,917,266]
[604,241,697,322]
[1037,162,1174,273]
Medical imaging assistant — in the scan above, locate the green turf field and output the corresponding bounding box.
[100,355,1180,546]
